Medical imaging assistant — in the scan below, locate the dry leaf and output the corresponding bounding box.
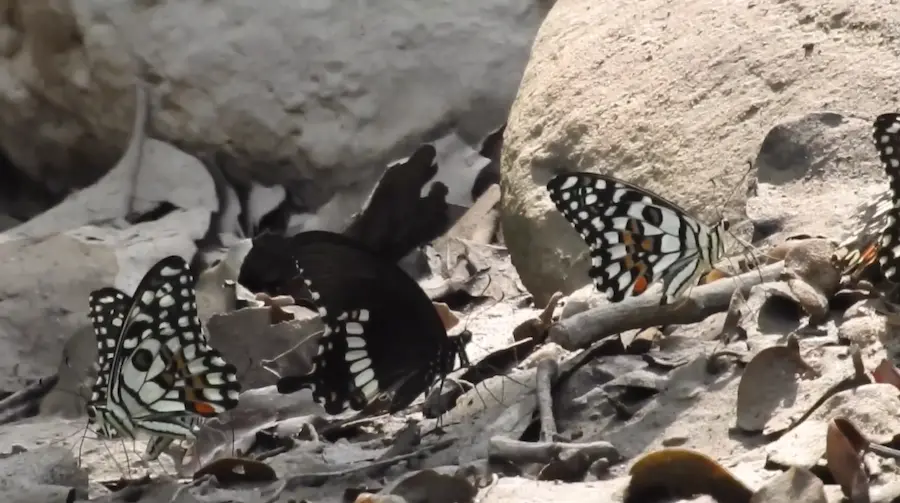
[871,359,900,389]
[826,417,870,502]
[735,340,817,432]
[625,448,753,503]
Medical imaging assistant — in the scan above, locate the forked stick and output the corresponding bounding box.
[549,262,785,350]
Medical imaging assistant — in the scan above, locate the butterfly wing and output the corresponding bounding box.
[86,287,133,438]
[106,256,240,439]
[832,189,892,280]
[874,114,900,282]
[546,172,726,305]
[259,231,453,415]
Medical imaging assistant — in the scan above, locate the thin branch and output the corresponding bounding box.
[281,438,455,490]
[536,359,558,442]
[487,437,619,465]
[549,262,785,350]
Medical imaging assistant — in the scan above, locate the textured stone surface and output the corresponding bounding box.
[501,0,900,303]
[0,0,548,197]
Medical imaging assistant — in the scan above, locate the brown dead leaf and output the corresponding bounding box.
[383,469,477,503]
[621,327,662,353]
[735,338,818,432]
[826,417,871,503]
[512,291,563,344]
[255,293,299,324]
[871,359,900,390]
[625,448,753,503]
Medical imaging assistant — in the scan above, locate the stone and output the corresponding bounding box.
[500,0,900,304]
[0,210,205,390]
[0,0,549,200]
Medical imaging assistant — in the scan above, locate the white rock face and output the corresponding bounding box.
[0,0,548,192]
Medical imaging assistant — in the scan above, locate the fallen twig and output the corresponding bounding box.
[536,359,558,442]
[549,262,785,350]
[487,437,619,465]
[281,438,455,489]
[0,374,58,425]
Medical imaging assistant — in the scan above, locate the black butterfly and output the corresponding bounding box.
[239,230,470,415]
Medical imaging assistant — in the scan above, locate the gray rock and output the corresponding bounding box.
[500,0,900,304]
[0,446,88,502]
[3,82,217,244]
[0,210,205,390]
[0,1,549,199]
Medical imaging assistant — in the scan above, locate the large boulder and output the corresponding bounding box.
[501,0,900,304]
[0,0,548,197]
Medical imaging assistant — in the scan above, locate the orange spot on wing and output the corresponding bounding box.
[622,231,635,246]
[191,401,216,416]
[633,275,649,294]
[640,237,655,252]
[631,261,651,294]
[859,243,878,266]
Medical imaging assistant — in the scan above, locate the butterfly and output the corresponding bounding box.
[831,189,892,281]
[85,256,241,458]
[87,287,207,461]
[872,114,900,282]
[546,172,729,305]
[238,230,470,415]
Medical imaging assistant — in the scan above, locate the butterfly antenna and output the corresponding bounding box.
[716,159,755,223]
[711,160,768,302]
[260,329,325,377]
[76,420,90,467]
[96,430,130,481]
[427,275,496,423]
[452,281,530,410]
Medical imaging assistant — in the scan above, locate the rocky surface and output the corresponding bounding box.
[501,0,900,304]
[0,0,547,208]
[3,1,900,503]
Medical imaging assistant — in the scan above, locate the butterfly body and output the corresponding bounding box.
[86,256,241,458]
[546,172,728,305]
[240,230,469,415]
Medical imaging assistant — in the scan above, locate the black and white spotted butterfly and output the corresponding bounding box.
[87,287,206,461]
[546,172,729,305]
[85,256,241,459]
[831,189,892,281]
[872,114,900,282]
[239,230,470,415]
